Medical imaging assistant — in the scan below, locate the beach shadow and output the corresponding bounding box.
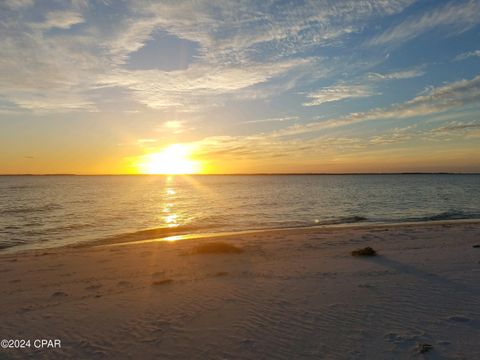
[365,256,480,333]
[365,256,479,297]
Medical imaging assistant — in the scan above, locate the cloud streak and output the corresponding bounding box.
[368,0,480,47]
[242,116,299,124]
[454,50,480,61]
[275,75,480,137]
[34,10,85,30]
[366,68,425,81]
[99,58,310,110]
[303,85,376,106]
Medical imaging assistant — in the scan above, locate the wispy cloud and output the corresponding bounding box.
[11,93,96,113]
[158,120,194,134]
[96,0,413,111]
[303,85,376,106]
[302,66,425,108]
[0,0,415,114]
[367,0,480,47]
[0,8,100,113]
[428,121,480,135]
[366,68,425,80]
[100,59,310,111]
[277,75,480,136]
[454,50,480,61]
[242,116,298,124]
[33,10,85,30]
[190,117,479,168]
[2,0,34,10]
[369,125,416,145]
[140,0,414,64]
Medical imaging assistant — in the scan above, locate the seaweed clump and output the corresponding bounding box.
[351,246,377,257]
[418,343,433,354]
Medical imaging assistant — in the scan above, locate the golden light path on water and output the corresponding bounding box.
[159,173,220,235]
[163,176,179,228]
[135,144,210,232]
[133,143,222,234]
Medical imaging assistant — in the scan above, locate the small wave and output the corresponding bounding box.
[0,237,27,250]
[3,184,39,190]
[1,225,21,230]
[0,203,62,215]
[412,210,480,222]
[0,243,14,250]
[46,223,94,232]
[91,216,370,247]
[316,215,368,226]
[342,215,368,223]
[84,223,224,247]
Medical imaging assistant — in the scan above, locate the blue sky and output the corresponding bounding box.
[0,0,479,173]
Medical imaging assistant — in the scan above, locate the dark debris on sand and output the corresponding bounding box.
[152,279,174,286]
[351,246,377,257]
[418,343,433,354]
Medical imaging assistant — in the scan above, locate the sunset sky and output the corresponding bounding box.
[0,0,479,174]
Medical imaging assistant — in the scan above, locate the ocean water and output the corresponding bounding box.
[0,174,479,251]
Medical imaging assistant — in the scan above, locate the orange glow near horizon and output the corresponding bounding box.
[136,144,202,175]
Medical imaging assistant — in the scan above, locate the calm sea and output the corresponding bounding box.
[0,175,479,251]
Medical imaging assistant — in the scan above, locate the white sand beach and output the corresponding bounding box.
[0,221,479,359]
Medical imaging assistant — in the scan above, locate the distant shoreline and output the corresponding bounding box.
[1,173,479,176]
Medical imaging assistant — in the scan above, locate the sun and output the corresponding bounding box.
[137,144,201,174]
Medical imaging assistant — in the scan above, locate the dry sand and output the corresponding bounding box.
[0,221,479,359]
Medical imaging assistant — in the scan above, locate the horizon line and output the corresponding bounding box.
[1,172,479,176]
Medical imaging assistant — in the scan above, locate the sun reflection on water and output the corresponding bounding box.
[163,235,185,242]
[164,214,179,227]
[162,177,180,228]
